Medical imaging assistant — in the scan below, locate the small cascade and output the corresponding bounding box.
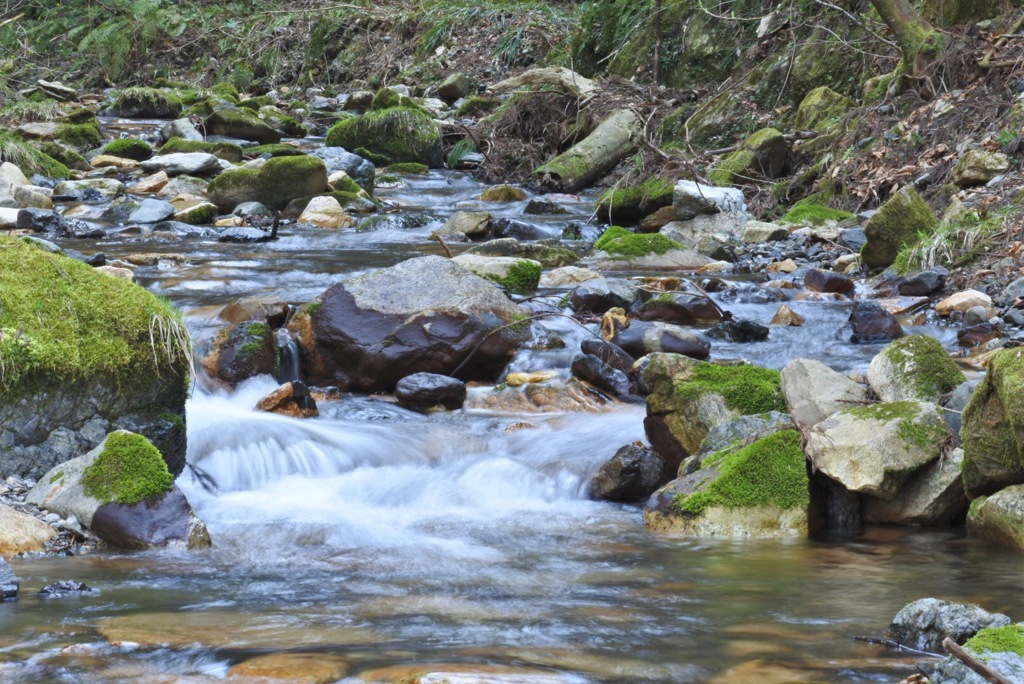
[274,327,301,383]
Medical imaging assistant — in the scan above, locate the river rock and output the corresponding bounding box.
[438,210,491,239]
[437,72,473,103]
[452,254,542,293]
[770,304,804,326]
[140,152,222,176]
[888,598,1011,652]
[967,485,1024,551]
[0,503,57,556]
[686,411,795,474]
[612,321,711,360]
[466,377,613,413]
[218,226,273,242]
[464,238,578,268]
[570,278,639,313]
[540,266,602,287]
[220,296,290,328]
[961,348,1024,497]
[312,147,375,193]
[944,379,980,436]
[932,649,1024,684]
[642,353,782,471]
[206,108,281,144]
[580,338,636,375]
[288,256,529,391]
[959,322,1002,348]
[14,185,52,209]
[740,220,788,243]
[0,558,17,600]
[298,196,356,229]
[0,161,30,187]
[38,580,96,598]
[256,381,320,418]
[16,208,87,236]
[673,180,746,219]
[127,198,175,224]
[866,334,965,403]
[861,186,937,269]
[863,447,968,525]
[588,443,668,503]
[228,653,351,683]
[571,353,634,400]
[781,358,869,429]
[91,486,211,550]
[936,289,993,317]
[644,430,809,538]
[847,300,904,343]
[202,320,276,387]
[953,149,1010,187]
[630,291,724,325]
[898,267,947,295]
[804,268,854,295]
[161,118,204,142]
[208,155,329,212]
[480,184,527,202]
[395,373,467,411]
[803,401,946,499]
[53,178,125,201]
[705,319,769,343]
[0,238,189,479]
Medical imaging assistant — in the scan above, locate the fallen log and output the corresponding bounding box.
[489,66,598,99]
[942,637,1014,684]
[533,108,641,193]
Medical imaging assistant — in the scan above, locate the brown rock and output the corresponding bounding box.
[770,304,804,326]
[804,268,854,295]
[227,653,350,683]
[936,289,993,317]
[479,184,527,202]
[131,171,170,193]
[0,504,56,556]
[220,297,290,328]
[639,205,678,233]
[256,382,319,418]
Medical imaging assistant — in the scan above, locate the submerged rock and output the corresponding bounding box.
[38,580,97,598]
[202,320,276,387]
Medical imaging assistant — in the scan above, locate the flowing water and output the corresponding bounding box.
[2,123,1023,683]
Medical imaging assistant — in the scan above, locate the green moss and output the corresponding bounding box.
[177,203,217,225]
[782,203,855,225]
[596,177,674,221]
[709,149,756,186]
[82,432,174,506]
[112,87,183,118]
[239,95,275,110]
[793,86,851,132]
[49,470,64,484]
[964,625,1024,658]
[593,225,681,257]
[377,174,401,184]
[384,162,429,174]
[0,237,190,396]
[239,322,270,357]
[208,155,328,211]
[672,430,809,515]
[246,143,303,157]
[0,131,71,178]
[302,300,322,317]
[330,174,363,195]
[879,335,965,400]
[368,88,425,113]
[355,147,389,166]
[209,82,240,102]
[893,207,1008,275]
[491,260,541,293]
[102,138,153,161]
[36,142,87,171]
[847,401,946,450]
[862,186,938,269]
[325,107,441,166]
[56,121,101,149]
[159,137,244,162]
[673,363,784,415]
[456,96,500,117]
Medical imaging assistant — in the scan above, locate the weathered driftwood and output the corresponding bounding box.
[533,108,641,193]
[489,67,598,99]
[942,637,1014,684]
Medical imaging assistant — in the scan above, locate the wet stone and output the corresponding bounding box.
[847,301,904,344]
[706,319,770,343]
[38,580,96,598]
[395,373,467,411]
[0,558,18,601]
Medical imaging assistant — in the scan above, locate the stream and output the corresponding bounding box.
[2,121,1023,683]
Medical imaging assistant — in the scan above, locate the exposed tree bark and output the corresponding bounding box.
[533,109,641,193]
[489,67,598,99]
[868,0,942,80]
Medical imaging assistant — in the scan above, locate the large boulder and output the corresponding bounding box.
[967,485,1024,551]
[953,149,1010,188]
[325,107,442,167]
[570,277,639,313]
[644,430,809,538]
[888,598,1011,652]
[863,447,969,525]
[932,628,1024,684]
[961,349,1024,498]
[861,186,938,269]
[287,256,530,392]
[867,334,965,403]
[312,147,376,194]
[803,401,947,499]
[451,254,542,293]
[207,155,329,211]
[26,431,209,549]
[781,358,869,429]
[584,226,712,271]
[205,108,281,144]
[630,291,724,325]
[708,127,788,185]
[642,353,783,472]
[0,237,189,479]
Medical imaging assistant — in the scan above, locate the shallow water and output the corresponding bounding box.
[1,126,1017,683]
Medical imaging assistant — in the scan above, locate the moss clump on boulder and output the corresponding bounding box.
[781,203,855,225]
[102,138,153,161]
[672,430,809,515]
[0,131,71,178]
[82,431,174,506]
[111,87,184,118]
[246,143,304,157]
[593,226,683,257]
[708,127,788,186]
[596,177,674,223]
[160,137,244,163]
[868,334,965,403]
[239,95,275,110]
[962,348,1024,497]
[674,362,784,415]
[793,86,851,132]
[325,107,442,167]
[964,624,1024,657]
[495,260,541,293]
[258,107,309,137]
[56,120,102,149]
[384,162,429,174]
[0,236,190,397]
[208,82,240,102]
[861,186,938,269]
[844,401,948,450]
[456,96,500,117]
[206,108,281,145]
[369,87,424,112]
[207,155,329,211]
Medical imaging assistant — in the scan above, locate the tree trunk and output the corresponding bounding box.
[533,109,641,193]
[869,0,941,79]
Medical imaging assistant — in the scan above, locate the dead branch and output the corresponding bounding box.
[489,66,598,99]
[429,231,453,258]
[700,131,819,157]
[943,637,1014,684]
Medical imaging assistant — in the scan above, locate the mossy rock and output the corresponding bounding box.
[867,335,965,403]
[325,107,442,167]
[781,203,855,225]
[159,137,244,163]
[102,138,153,162]
[593,226,682,257]
[861,187,938,269]
[668,91,757,151]
[205,108,281,145]
[246,143,304,158]
[111,87,184,119]
[708,127,788,186]
[384,162,429,174]
[368,88,424,113]
[0,131,71,178]
[82,431,174,506]
[0,236,190,398]
[962,348,1024,498]
[258,106,309,137]
[35,141,88,171]
[208,82,240,102]
[964,624,1024,656]
[56,120,101,149]
[452,255,542,294]
[793,86,851,133]
[202,321,276,387]
[208,155,329,212]
[239,95,275,110]
[787,27,869,105]
[596,178,674,223]
[456,96,500,118]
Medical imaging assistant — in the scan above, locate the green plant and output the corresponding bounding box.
[893,208,1010,274]
[446,138,477,169]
